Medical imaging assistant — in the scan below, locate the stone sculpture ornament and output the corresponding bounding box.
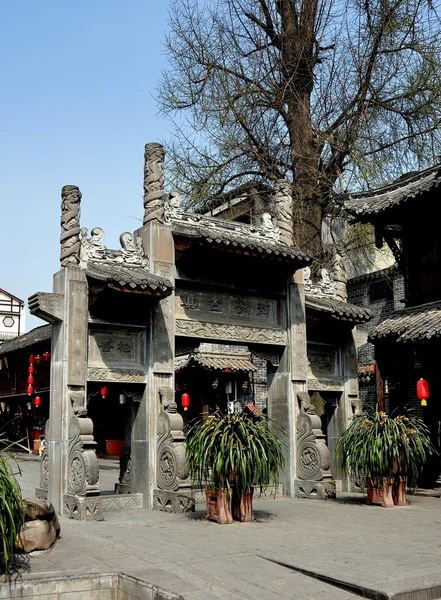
[274,179,294,246]
[143,142,166,222]
[67,417,99,497]
[303,266,337,298]
[79,227,107,267]
[60,185,82,266]
[78,228,149,270]
[117,232,149,268]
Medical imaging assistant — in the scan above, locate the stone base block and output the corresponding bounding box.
[102,493,143,511]
[295,479,336,500]
[115,483,131,495]
[35,487,48,500]
[63,494,103,521]
[153,489,195,513]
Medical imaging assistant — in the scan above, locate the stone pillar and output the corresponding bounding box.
[267,270,308,496]
[274,179,294,247]
[35,187,101,520]
[143,143,166,224]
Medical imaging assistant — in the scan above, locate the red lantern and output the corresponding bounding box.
[43,351,50,361]
[28,365,35,375]
[27,384,33,396]
[181,392,190,411]
[35,355,42,365]
[33,396,42,408]
[416,378,429,406]
[27,375,34,385]
[29,355,35,365]
[100,386,108,399]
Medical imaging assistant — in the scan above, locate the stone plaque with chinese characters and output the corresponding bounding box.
[307,344,339,378]
[67,281,88,386]
[88,327,146,370]
[290,284,308,380]
[152,296,174,373]
[175,289,280,328]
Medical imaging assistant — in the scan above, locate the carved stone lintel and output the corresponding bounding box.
[28,293,63,324]
[153,489,195,513]
[175,320,287,346]
[144,142,166,223]
[87,367,146,383]
[67,417,99,497]
[308,378,344,392]
[63,494,103,521]
[60,185,82,266]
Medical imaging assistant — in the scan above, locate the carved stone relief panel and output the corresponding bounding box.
[307,343,339,378]
[67,281,88,386]
[87,368,146,383]
[88,327,146,370]
[175,289,280,328]
[175,319,287,346]
[67,417,99,497]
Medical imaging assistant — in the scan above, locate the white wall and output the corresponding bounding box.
[0,289,25,341]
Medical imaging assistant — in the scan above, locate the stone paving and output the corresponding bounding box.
[4,459,441,600]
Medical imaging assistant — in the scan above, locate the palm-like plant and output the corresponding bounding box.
[0,435,25,579]
[185,410,285,520]
[336,410,436,488]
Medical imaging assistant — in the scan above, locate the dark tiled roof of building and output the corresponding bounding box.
[342,165,441,218]
[0,324,51,355]
[305,295,373,324]
[348,264,399,284]
[86,261,172,293]
[369,300,441,342]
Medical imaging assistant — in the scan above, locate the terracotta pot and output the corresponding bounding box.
[205,488,233,524]
[393,476,407,506]
[366,478,394,508]
[232,488,254,522]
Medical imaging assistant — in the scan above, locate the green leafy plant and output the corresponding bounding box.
[185,410,285,500]
[336,409,436,487]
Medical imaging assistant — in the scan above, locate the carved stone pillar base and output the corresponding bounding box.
[294,479,336,500]
[63,494,103,521]
[115,483,131,495]
[153,489,195,513]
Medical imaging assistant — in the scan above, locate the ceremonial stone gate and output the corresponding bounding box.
[30,143,367,519]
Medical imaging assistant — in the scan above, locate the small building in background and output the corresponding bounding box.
[0,288,25,342]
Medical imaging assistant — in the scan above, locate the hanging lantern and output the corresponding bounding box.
[27,384,33,396]
[35,355,42,365]
[100,386,108,399]
[29,355,35,365]
[43,351,50,361]
[416,378,429,407]
[27,375,34,385]
[33,396,42,408]
[28,365,35,375]
[181,392,190,411]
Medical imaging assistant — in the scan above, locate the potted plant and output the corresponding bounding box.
[336,409,436,507]
[185,409,285,523]
[0,440,25,579]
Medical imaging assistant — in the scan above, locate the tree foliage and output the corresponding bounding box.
[158,0,441,254]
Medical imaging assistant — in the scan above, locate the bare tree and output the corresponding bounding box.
[157,0,441,258]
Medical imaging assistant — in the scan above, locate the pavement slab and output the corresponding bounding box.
[2,460,441,599]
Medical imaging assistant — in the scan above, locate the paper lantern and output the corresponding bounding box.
[29,355,35,365]
[101,386,108,399]
[416,378,429,407]
[181,392,190,411]
[28,365,35,375]
[27,375,34,385]
[33,396,42,408]
[27,384,33,396]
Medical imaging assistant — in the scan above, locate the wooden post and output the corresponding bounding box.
[375,360,385,412]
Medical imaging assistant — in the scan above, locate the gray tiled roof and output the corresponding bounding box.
[86,261,172,293]
[0,324,51,355]
[305,295,373,324]
[369,300,441,342]
[172,221,312,265]
[342,165,441,218]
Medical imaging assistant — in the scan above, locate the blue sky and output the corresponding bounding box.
[1,1,172,330]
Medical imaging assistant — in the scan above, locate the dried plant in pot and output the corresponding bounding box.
[0,436,25,579]
[336,409,436,507]
[185,410,285,523]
